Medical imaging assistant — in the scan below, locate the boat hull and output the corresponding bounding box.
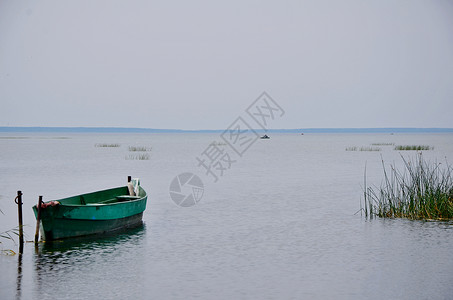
[38,212,144,241]
[32,185,147,241]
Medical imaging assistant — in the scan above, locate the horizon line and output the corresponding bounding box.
[0,126,452,133]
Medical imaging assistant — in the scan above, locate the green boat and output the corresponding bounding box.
[32,179,147,241]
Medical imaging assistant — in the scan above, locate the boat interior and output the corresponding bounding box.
[52,186,145,206]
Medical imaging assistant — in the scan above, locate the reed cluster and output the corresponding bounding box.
[363,154,453,220]
[125,153,150,160]
[95,143,121,148]
[360,146,381,152]
[371,143,394,146]
[394,145,432,151]
[128,146,152,152]
[346,146,381,151]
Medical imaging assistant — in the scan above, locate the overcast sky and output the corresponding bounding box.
[1,0,452,129]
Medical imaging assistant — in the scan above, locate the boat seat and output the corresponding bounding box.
[84,195,140,205]
[116,195,141,202]
[85,198,117,205]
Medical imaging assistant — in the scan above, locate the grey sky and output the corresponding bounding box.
[1,0,452,129]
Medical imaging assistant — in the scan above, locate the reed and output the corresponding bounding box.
[0,227,20,255]
[0,227,20,242]
[394,145,432,151]
[363,154,453,220]
[95,143,121,148]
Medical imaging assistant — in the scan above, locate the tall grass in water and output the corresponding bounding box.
[363,153,453,220]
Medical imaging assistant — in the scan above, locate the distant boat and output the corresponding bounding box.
[300,133,304,135]
[260,134,270,139]
[32,178,147,241]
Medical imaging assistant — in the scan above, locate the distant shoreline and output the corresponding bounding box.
[0,127,452,134]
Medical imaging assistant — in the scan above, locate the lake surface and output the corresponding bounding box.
[1,132,452,299]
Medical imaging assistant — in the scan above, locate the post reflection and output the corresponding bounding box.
[16,250,23,300]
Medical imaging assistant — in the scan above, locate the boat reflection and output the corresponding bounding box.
[37,222,146,253]
[33,223,146,295]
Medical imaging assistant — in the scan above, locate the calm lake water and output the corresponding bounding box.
[1,132,452,299]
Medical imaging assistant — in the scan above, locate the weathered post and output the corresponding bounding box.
[15,191,24,248]
[34,196,43,244]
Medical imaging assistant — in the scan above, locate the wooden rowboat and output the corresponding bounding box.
[32,179,147,241]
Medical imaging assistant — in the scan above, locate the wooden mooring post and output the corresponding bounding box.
[15,191,24,251]
[34,196,43,244]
